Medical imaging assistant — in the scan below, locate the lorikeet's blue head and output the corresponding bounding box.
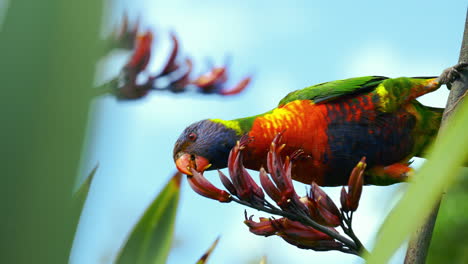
[173,119,240,175]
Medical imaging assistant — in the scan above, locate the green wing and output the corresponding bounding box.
[278,76,388,106]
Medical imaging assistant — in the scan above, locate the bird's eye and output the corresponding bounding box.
[188,132,197,141]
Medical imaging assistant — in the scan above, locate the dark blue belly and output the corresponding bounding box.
[322,102,416,185]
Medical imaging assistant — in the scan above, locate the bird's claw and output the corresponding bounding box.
[438,62,468,88]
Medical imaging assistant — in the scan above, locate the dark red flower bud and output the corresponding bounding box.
[236,150,264,201]
[264,133,306,212]
[340,186,350,212]
[218,169,237,196]
[341,157,366,212]
[267,141,289,194]
[259,167,281,203]
[302,182,341,227]
[187,169,231,203]
[226,139,264,203]
[244,215,277,236]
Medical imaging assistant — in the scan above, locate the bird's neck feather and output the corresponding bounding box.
[210,112,269,136]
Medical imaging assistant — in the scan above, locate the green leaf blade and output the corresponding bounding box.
[116,172,183,264]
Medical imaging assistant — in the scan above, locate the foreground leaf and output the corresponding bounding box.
[366,97,468,263]
[195,237,220,264]
[427,169,468,263]
[116,172,182,264]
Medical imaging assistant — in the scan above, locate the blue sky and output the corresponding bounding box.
[71,1,467,263]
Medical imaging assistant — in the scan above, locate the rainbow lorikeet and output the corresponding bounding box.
[173,65,464,186]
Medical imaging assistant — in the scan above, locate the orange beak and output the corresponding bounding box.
[175,153,211,175]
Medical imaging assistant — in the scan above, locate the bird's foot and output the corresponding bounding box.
[438,62,468,89]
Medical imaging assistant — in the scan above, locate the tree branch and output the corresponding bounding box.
[404,9,468,264]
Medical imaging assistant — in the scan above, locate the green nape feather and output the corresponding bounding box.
[210,113,266,136]
[209,119,244,135]
[278,76,388,106]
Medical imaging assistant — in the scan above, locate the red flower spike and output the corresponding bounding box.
[219,76,251,96]
[126,31,153,73]
[306,182,341,227]
[346,157,366,212]
[187,169,231,203]
[218,170,237,195]
[259,167,281,203]
[159,32,180,76]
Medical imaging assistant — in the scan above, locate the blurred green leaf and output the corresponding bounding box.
[366,97,468,263]
[259,256,267,264]
[116,172,182,264]
[195,237,220,264]
[0,0,103,263]
[427,169,468,263]
[73,164,98,212]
